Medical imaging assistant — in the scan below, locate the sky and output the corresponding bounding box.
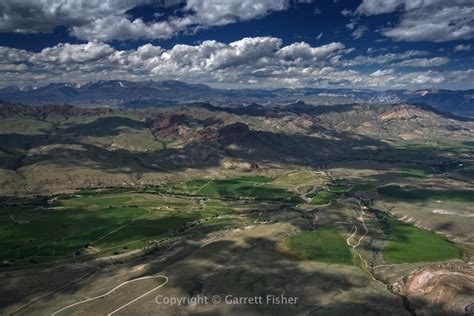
[0,0,473,90]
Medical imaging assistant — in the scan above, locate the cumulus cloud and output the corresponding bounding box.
[30,41,114,64]
[0,63,28,72]
[182,0,287,26]
[0,37,346,85]
[0,37,469,90]
[356,0,474,42]
[0,0,149,33]
[0,0,289,41]
[277,42,345,60]
[0,46,31,62]
[71,17,176,41]
[77,0,289,41]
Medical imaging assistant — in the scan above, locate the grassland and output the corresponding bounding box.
[173,176,296,200]
[383,220,463,263]
[378,185,474,202]
[283,228,352,264]
[0,189,244,266]
[0,173,301,267]
[328,184,352,193]
[311,191,339,204]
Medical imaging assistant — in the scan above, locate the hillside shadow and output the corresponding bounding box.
[11,124,460,178]
[136,236,411,315]
[192,102,356,118]
[61,116,149,137]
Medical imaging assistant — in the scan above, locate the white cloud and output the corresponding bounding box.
[0,46,31,62]
[341,50,429,66]
[346,22,356,30]
[71,16,176,41]
[341,9,352,16]
[0,38,345,87]
[454,44,472,52]
[0,37,470,90]
[356,0,474,42]
[277,42,345,60]
[30,41,114,64]
[219,38,281,68]
[0,0,150,33]
[393,57,449,67]
[356,0,406,16]
[0,0,289,41]
[351,25,368,39]
[0,63,28,72]
[370,69,394,77]
[182,0,288,26]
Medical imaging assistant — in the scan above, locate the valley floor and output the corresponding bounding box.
[1,102,473,315]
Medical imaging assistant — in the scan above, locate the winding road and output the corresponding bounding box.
[51,274,168,316]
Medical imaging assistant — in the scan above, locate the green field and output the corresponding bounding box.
[284,228,352,264]
[175,176,295,200]
[0,191,237,265]
[328,184,351,193]
[383,220,463,263]
[378,185,474,202]
[0,175,304,266]
[0,183,292,265]
[311,191,339,204]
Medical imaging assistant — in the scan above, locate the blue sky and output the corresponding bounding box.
[0,0,473,90]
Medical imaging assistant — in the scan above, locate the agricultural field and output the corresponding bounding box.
[282,228,352,264]
[383,220,464,263]
[0,189,251,266]
[171,176,298,201]
[311,191,339,205]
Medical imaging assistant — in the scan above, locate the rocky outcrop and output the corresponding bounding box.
[220,158,258,171]
[379,104,433,122]
[394,262,474,315]
[151,113,190,139]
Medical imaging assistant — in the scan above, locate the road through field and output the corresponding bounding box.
[346,207,375,280]
[51,274,168,316]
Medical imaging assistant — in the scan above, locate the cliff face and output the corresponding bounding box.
[151,113,191,139]
[151,112,249,145]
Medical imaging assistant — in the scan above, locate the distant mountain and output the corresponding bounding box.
[387,89,474,117]
[0,80,472,117]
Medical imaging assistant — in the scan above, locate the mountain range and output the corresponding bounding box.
[0,80,472,117]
